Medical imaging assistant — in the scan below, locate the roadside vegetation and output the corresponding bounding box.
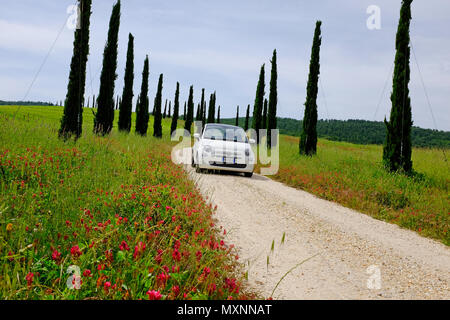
[0,105,252,300]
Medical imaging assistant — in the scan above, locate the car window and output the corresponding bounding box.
[203,125,248,143]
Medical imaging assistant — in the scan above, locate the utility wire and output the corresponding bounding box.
[13,1,78,119]
[410,39,447,163]
[319,77,330,119]
[373,61,394,121]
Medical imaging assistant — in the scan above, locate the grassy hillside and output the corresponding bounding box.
[0,105,250,300]
[222,117,450,149]
[256,135,449,245]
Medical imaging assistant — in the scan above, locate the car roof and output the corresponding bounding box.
[204,123,241,129]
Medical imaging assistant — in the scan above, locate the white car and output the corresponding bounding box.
[192,123,256,177]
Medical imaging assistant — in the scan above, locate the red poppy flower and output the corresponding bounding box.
[147,290,162,300]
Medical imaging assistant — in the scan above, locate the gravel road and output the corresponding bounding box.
[186,165,449,300]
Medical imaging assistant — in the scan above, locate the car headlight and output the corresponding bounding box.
[203,145,213,156]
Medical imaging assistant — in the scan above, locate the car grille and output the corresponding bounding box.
[213,150,242,158]
[209,162,247,169]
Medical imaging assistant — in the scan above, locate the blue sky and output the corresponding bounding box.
[0,0,449,130]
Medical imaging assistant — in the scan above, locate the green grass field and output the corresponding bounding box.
[1,104,448,301]
[0,105,251,300]
[259,135,449,245]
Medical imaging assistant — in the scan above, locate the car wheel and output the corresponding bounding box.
[195,164,202,173]
[244,172,253,178]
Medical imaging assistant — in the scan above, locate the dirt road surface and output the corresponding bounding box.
[185,163,449,299]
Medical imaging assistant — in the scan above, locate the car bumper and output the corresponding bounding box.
[197,155,255,173]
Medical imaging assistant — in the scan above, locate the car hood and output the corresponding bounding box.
[201,139,250,153]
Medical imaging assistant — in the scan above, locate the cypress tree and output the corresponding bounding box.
[267,49,278,148]
[163,99,167,119]
[136,94,140,115]
[217,106,221,123]
[135,56,149,136]
[262,98,268,130]
[299,22,322,156]
[200,89,205,123]
[196,103,201,121]
[183,102,186,120]
[94,0,121,135]
[168,101,172,118]
[184,86,194,134]
[252,64,265,143]
[202,101,207,129]
[118,33,134,132]
[244,104,250,131]
[59,0,92,140]
[207,92,216,124]
[92,95,95,109]
[235,106,239,126]
[383,0,413,173]
[153,74,163,138]
[170,82,180,136]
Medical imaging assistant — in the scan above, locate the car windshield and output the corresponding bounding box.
[203,125,248,143]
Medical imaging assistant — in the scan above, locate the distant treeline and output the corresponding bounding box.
[0,100,56,106]
[222,117,450,149]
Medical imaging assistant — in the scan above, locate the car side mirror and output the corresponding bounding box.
[249,139,256,144]
[194,133,200,140]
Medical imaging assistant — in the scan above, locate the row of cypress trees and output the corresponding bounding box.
[60,1,270,142]
[59,0,186,140]
[234,49,278,148]
[60,0,414,174]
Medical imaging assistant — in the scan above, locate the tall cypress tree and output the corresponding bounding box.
[184,86,194,134]
[217,106,221,123]
[136,94,140,115]
[59,0,92,140]
[94,0,121,135]
[168,101,172,118]
[207,92,216,124]
[118,33,134,132]
[299,22,322,156]
[383,0,413,173]
[170,82,180,136]
[183,102,186,120]
[252,64,265,143]
[267,49,278,148]
[199,89,205,123]
[262,98,268,130]
[235,106,239,126]
[135,56,149,136]
[202,101,207,129]
[195,103,200,121]
[244,104,250,131]
[153,74,163,138]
